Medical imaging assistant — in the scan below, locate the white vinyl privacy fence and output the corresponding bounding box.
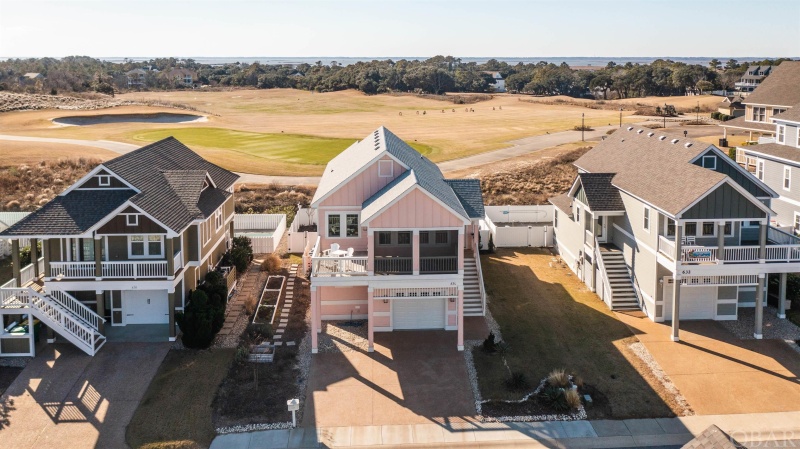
[287,205,318,253]
[482,205,554,248]
[234,214,287,254]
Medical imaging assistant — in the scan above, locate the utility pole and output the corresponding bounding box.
[582,113,585,141]
[619,108,622,127]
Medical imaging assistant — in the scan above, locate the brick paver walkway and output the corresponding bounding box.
[218,263,263,337]
[271,264,299,347]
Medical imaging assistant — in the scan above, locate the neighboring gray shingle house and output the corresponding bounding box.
[551,126,799,343]
[0,138,238,356]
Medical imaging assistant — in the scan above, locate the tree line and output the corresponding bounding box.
[0,55,793,99]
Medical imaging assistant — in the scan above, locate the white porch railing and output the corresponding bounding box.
[50,260,169,279]
[47,289,105,331]
[18,257,44,285]
[474,251,487,315]
[584,229,594,247]
[312,253,369,276]
[173,250,183,272]
[375,257,412,274]
[420,256,457,273]
[658,235,676,259]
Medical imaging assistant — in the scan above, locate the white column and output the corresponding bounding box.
[779,272,787,319]
[457,229,464,275]
[311,286,318,354]
[457,286,464,351]
[754,273,765,339]
[367,229,374,275]
[412,230,420,275]
[367,287,374,352]
[671,223,683,342]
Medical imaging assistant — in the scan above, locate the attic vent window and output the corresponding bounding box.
[647,132,655,137]
[637,129,643,134]
[126,214,139,226]
[659,136,667,141]
[627,126,634,131]
[378,160,393,178]
[671,139,679,144]
[685,142,693,148]
[98,175,111,186]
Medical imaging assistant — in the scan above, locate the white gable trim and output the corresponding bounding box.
[311,151,409,208]
[362,184,470,226]
[688,145,778,198]
[89,201,180,237]
[61,164,139,195]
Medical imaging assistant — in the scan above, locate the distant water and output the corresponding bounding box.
[92,56,781,67]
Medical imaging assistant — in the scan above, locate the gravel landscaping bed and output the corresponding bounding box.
[628,342,693,416]
[719,306,800,340]
[317,320,369,353]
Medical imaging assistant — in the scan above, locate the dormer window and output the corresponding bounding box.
[778,125,785,144]
[126,214,139,226]
[378,160,393,178]
[98,175,111,186]
[702,155,717,170]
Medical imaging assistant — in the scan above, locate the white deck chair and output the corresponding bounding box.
[347,247,354,257]
[331,243,340,253]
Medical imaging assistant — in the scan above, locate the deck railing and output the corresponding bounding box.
[375,257,412,275]
[173,250,183,272]
[311,255,369,276]
[658,235,676,259]
[50,260,169,279]
[420,256,457,273]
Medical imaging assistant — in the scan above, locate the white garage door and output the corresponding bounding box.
[392,298,446,330]
[663,281,715,320]
[123,290,169,324]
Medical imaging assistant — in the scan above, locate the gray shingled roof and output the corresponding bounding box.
[313,126,473,221]
[741,142,800,164]
[743,61,800,107]
[1,190,134,236]
[576,173,624,211]
[445,179,485,219]
[1,137,238,237]
[720,115,777,132]
[773,104,800,123]
[573,129,729,216]
[549,193,573,217]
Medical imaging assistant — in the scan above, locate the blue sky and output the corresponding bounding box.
[1,0,798,58]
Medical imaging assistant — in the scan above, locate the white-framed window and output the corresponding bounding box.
[773,108,786,116]
[665,218,675,237]
[214,208,223,231]
[576,206,581,223]
[702,155,717,170]
[98,175,111,186]
[397,231,411,245]
[778,125,786,144]
[643,206,651,232]
[126,214,139,226]
[684,222,697,237]
[435,231,448,244]
[756,160,765,181]
[327,213,360,238]
[203,220,211,244]
[723,221,734,237]
[701,222,716,237]
[378,160,394,178]
[752,107,766,122]
[129,235,164,258]
[784,166,791,191]
[796,127,800,148]
[795,213,800,236]
[378,231,391,245]
[420,231,430,244]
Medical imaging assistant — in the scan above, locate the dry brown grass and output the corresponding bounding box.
[0,157,101,211]
[0,140,116,166]
[260,254,282,273]
[235,184,316,224]
[478,146,592,205]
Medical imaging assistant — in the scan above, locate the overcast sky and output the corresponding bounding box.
[1,0,798,58]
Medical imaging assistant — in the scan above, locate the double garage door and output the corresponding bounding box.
[663,281,715,320]
[392,298,446,330]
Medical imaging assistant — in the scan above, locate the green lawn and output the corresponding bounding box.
[475,248,677,419]
[127,348,235,449]
[128,127,434,176]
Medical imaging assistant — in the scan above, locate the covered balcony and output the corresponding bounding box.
[658,222,800,264]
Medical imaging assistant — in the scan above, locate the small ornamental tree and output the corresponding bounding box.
[230,236,253,273]
[176,290,215,348]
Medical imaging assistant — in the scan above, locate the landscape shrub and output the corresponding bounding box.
[229,236,253,273]
[197,274,227,333]
[572,125,594,131]
[176,290,215,348]
[504,371,529,391]
[564,388,582,409]
[547,368,569,388]
[234,346,250,364]
[728,148,736,159]
[245,323,272,344]
[540,386,569,411]
[482,332,497,353]
[261,253,282,273]
[711,111,721,120]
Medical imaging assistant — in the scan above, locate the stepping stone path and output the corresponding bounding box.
[268,263,299,347]
[217,263,263,336]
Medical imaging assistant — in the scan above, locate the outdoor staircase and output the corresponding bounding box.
[463,253,484,316]
[598,248,641,311]
[0,287,106,356]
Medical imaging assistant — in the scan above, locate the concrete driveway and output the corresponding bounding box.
[617,314,800,415]
[303,331,477,428]
[0,342,170,449]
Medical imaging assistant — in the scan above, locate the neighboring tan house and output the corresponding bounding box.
[717,95,745,118]
[720,61,800,141]
[735,65,772,94]
[163,68,197,87]
[308,127,485,353]
[126,68,147,88]
[736,106,800,233]
[550,126,798,342]
[0,212,30,257]
[0,138,238,356]
[484,71,505,92]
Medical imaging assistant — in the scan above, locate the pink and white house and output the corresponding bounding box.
[308,127,486,353]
